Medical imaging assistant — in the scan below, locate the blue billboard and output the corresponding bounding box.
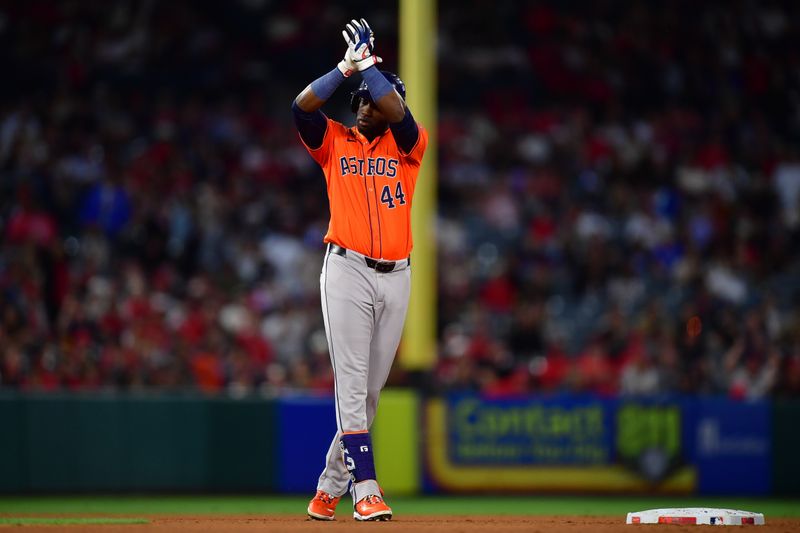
[695,399,770,494]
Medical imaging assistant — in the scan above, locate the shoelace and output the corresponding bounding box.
[364,495,383,505]
[318,492,336,505]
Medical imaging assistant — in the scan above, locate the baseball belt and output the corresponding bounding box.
[328,243,410,273]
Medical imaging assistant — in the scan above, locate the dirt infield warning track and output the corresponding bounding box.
[3,515,800,532]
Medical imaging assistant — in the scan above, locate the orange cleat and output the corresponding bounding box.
[307,490,341,521]
[353,494,392,521]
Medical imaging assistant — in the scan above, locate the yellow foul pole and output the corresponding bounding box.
[399,0,437,370]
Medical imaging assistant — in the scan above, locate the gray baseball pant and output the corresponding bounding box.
[316,244,411,498]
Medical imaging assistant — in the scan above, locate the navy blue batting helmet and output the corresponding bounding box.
[350,71,406,112]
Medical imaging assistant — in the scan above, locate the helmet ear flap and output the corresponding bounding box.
[350,79,372,114]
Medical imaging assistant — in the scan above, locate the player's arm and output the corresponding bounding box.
[292,47,358,149]
[343,19,419,153]
[361,68,419,154]
[359,70,405,123]
[292,79,335,149]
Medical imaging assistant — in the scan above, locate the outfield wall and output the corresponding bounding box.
[1,391,797,495]
[0,393,277,492]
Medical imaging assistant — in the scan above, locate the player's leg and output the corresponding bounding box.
[325,250,401,521]
[349,265,410,521]
[308,431,349,520]
[317,431,350,495]
[320,251,375,432]
[311,249,375,520]
[366,266,411,425]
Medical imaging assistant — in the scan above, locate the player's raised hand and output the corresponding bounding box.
[337,47,357,77]
[342,18,382,72]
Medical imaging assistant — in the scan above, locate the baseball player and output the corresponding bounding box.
[292,18,428,521]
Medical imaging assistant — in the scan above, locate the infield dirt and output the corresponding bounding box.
[3,515,800,532]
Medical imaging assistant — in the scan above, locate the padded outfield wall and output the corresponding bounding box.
[0,391,797,495]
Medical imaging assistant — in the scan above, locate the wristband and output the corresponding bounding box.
[310,68,346,100]
[361,67,394,102]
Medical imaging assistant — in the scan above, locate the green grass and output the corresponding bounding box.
[0,496,797,517]
[0,517,148,526]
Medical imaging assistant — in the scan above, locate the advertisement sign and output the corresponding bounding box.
[695,399,770,495]
[425,395,696,493]
[447,396,611,465]
[615,401,697,484]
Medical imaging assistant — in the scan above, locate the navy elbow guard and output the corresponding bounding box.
[389,108,419,154]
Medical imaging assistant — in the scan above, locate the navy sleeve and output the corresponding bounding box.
[389,108,419,155]
[292,100,328,149]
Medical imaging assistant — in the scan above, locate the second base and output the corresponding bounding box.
[626,508,764,526]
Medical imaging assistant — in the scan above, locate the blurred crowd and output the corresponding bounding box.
[1,0,799,398]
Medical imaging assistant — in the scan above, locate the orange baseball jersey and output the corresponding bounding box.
[300,118,428,261]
